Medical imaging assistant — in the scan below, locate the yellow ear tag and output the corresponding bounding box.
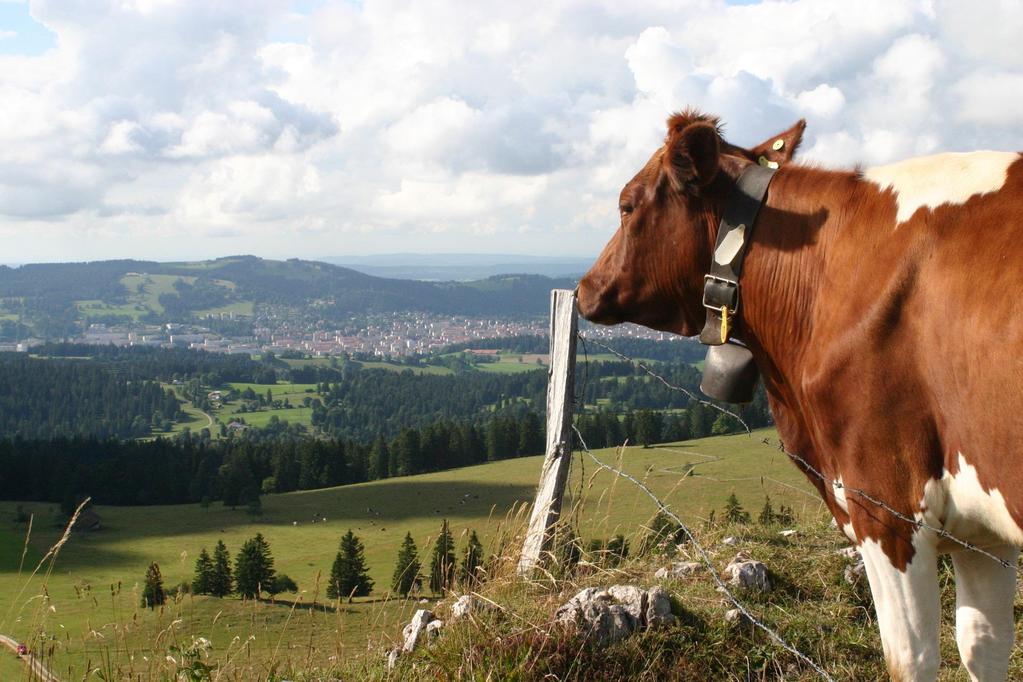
[720,306,730,343]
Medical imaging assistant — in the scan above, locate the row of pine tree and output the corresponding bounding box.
[141,521,486,609]
[140,493,789,609]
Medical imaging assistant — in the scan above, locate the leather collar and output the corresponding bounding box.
[698,164,776,345]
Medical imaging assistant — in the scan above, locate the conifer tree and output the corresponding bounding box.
[391,532,421,597]
[459,530,484,587]
[210,540,233,597]
[267,574,298,596]
[142,561,166,609]
[428,519,456,594]
[777,504,796,526]
[234,533,275,599]
[758,495,776,526]
[642,512,684,554]
[328,530,374,601]
[723,492,750,524]
[192,547,214,594]
[371,436,390,479]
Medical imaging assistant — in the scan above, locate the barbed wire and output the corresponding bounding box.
[575,333,1018,575]
[570,425,835,681]
[758,436,1017,573]
[578,334,752,434]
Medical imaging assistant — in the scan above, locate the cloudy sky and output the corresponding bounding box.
[1,0,1021,264]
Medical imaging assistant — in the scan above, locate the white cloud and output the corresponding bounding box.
[795,84,846,121]
[1,0,1022,262]
[952,72,1023,125]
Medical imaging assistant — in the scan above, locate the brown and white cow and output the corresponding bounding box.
[577,109,1023,681]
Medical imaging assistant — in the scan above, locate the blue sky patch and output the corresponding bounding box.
[0,2,56,56]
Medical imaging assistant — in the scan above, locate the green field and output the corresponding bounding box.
[358,361,454,375]
[194,300,254,317]
[120,273,196,315]
[281,357,335,369]
[474,356,548,374]
[75,299,148,319]
[214,382,320,431]
[70,272,255,323]
[0,430,824,679]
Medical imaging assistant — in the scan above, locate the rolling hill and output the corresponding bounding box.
[0,256,578,336]
[0,430,824,680]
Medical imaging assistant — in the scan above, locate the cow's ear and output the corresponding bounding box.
[662,121,720,191]
[750,119,806,166]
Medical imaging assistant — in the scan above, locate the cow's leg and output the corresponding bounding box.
[950,544,1019,681]
[858,534,940,682]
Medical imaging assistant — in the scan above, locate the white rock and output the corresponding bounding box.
[723,556,772,593]
[425,619,445,639]
[835,546,859,560]
[556,584,676,644]
[645,586,675,629]
[778,529,798,538]
[555,587,605,624]
[386,647,400,670]
[401,609,434,653]
[722,536,738,546]
[556,587,635,645]
[724,608,753,629]
[604,604,637,644]
[607,585,646,622]
[655,561,703,580]
[844,560,866,585]
[450,595,476,621]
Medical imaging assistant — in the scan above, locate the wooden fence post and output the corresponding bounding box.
[517,289,578,576]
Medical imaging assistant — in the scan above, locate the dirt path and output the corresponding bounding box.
[0,634,61,682]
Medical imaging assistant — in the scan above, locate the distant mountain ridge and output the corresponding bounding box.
[0,256,579,335]
[325,253,595,281]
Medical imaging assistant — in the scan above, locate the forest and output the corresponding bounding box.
[0,340,771,507]
[0,354,180,439]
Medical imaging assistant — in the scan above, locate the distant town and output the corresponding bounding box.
[0,312,678,357]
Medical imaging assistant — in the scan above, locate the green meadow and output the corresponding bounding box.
[0,430,823,679]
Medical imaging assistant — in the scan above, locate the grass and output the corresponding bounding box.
[227,382,320,394]
[358,361,454,376]
[120,273,195,314]
[379,519,882,681]
[9,428,1008,680]
[72,272,251,322]
[75,300,147,319]
[0,651,24,680]
[228,406,315,429]
[194,300,254,317]
[475,357,548,374]
[0,430,831,679]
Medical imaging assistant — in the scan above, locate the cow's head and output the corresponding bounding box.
[577,111,806,336]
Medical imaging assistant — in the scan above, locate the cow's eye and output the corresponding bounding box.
[620,203,634,216]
